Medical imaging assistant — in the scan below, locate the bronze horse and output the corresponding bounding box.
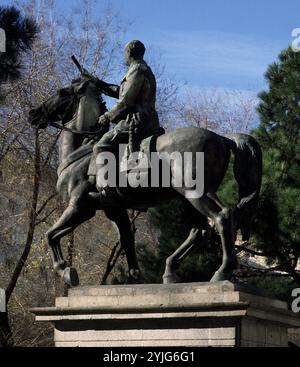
[29,76,262,286]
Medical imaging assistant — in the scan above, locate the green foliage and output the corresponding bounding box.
[219,47,300,291]
[250,46,300,285]
[247,276,298,304]
[0,6,38,83]
[256,47,300,185]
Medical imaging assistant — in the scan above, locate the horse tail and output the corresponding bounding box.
[224,133,262,241]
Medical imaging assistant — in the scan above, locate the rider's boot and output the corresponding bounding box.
[88,145,115,200]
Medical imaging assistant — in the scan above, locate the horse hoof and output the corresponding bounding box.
[162,274,178,284]
[210,271,223,282]
[210,270,232,282]
[127,269,142,284]
[163,276,176,284]
[63,267,79,287]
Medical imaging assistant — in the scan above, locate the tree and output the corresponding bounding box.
[211,47,300,299]
[252,46,300,285]
[0,0,128,346]
[175,88,258,132]
[0,0,180,346]
[0,5,37,347]
[0,6,37,84]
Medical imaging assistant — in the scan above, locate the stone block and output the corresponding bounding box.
[30,281,300,347]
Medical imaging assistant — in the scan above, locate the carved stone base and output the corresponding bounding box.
[30,281,300,347]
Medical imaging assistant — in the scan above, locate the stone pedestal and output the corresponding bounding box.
[30,281,300,347]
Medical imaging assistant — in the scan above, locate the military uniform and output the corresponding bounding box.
[99,60,160,146]
[88,60,161,177]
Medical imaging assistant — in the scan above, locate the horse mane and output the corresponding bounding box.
[55,77,107,123]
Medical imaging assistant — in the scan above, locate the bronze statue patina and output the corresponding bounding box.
[28,41,262,287]
[86,40,163,195]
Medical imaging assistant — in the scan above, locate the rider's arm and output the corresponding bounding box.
[81,68,120,98]
[106,65,144,123]
[96,80,120,99]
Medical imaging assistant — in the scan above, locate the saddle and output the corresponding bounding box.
[86,130,164,204]
[57,129,164,173]
[120,127,165,173]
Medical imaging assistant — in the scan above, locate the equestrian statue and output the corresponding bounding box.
[28,40,262,287]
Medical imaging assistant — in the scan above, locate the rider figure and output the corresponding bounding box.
[87,40,162,193]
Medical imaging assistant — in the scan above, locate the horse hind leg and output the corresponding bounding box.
[163,227,201,284]
[46,203,96,287]
[185,194,238,282]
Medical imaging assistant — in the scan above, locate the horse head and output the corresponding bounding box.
[28,76,107,132]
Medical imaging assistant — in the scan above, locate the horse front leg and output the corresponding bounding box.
[47,201,96,287]
[105,208,141,284]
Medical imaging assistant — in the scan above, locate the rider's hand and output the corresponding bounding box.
[82,69,107,92]
[98,113,110,126]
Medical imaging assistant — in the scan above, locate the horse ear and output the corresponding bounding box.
[72,81,86,95]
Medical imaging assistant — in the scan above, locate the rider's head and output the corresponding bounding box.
[124,40,145,66]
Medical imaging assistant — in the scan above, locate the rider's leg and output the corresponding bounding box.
[89,127,129,195]
[88,129,115,186]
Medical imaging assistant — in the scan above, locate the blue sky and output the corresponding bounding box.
[3,0,299,94]
[90,0,298,94]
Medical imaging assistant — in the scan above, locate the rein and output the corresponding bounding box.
[49,120,105,137]
[40,100,106,137]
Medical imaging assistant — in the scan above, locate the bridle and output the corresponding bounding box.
[49,120,106,137]
[38,94,106,137]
